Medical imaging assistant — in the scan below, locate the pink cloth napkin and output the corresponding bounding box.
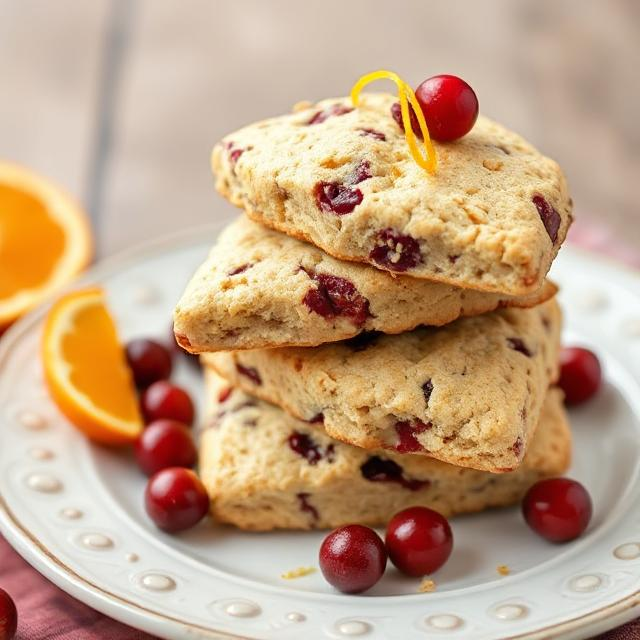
[0,536,156,639]
[0,219,638,640]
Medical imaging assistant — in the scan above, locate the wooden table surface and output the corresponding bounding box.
[1,0,638,257]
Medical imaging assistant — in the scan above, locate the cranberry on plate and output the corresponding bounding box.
[522,478,592,543]
[145,467,209,532]
[141,380,195,425]
[125,338,173,388]
[385,506,453,576]
[558,347,602,406]
[0,587,17,640]
[414,75,479,142]
[135,419,197,476]
[319,524,387,593]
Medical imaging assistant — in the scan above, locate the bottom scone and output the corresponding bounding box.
[200,369,571,531]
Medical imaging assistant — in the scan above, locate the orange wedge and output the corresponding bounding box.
[0,161,92,331]
[42,288,143,445]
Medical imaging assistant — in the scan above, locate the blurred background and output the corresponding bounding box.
[1,0,638,257]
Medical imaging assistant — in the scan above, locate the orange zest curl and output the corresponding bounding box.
[351,70,437,175]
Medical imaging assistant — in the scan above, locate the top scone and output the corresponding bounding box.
[212,93,572,295]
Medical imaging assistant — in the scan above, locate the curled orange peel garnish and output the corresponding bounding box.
[351,70,437,175]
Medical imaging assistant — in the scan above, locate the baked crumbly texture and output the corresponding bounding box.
[211,93,573,296]
[200,369,570,531]
[174,216,557,352]
[203,298,561,472]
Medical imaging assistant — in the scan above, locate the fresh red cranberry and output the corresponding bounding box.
[125,338,173,388]
[288,431,334,465]
[522,478,592,543]
[308,103,353,125]
[0,588,17,640]
[297,492,319,520]
[303,272,370,326]
[507,337,532,357]
[558,347,602,406]
[369,228,421,272]
[394,420,431,453]
[135,419,197,476]
[532,195,561,243]
[236,363,262,385]
[385,507,453,576]
[145,467,209,532]
[390,102,422,138]
[360,456,427,491]
[314,182,363,215]
[141,381,195,425]
[358,127,386,141]
[414,75,479,142]
[319,525,387,593]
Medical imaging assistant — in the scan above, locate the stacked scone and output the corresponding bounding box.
[174,91,573,531]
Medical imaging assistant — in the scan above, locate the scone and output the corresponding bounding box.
[200,369,570,531]
[211,93,572,296]
[203,298,561,472]
[174,216,557,352]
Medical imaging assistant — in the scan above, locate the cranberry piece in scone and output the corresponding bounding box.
[358,127,386,141]
[307,104,353,125]
[360,456,428,491]
[393,419,431,453]
[236,363,262,385]
[314,182,363,215]
[369,229,422,272]
[390,101,422,138]
[532,195,561,243]
[507,337,532,357]
[303,272,370,326]
[288,431,334,465]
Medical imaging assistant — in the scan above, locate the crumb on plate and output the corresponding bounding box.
[418,578,436,593]
[281,566,317,580]
[497,564,510,576]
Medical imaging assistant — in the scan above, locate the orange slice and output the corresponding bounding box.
[0,161,92,331]
[42,288,143,445]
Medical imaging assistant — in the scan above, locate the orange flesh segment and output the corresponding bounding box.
[0,183,66,299]
[61,300,140,424]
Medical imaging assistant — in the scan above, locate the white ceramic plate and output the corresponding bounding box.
[1,221,640,640]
